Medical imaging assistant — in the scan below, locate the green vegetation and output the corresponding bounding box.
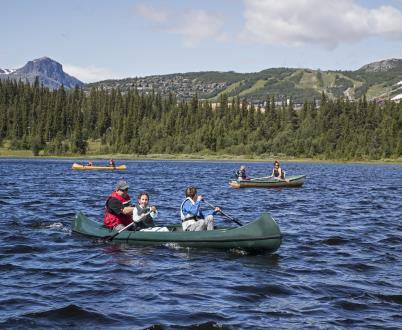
[239,79,266,96]
[210,81,243,101]
[83,60,402,103]
[0,79,401,161]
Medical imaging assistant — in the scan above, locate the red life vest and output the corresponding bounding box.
[104,191,132,228]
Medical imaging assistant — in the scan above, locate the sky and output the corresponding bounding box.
[1,0,402,83]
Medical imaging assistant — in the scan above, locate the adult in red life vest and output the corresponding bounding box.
[104,180,135,230]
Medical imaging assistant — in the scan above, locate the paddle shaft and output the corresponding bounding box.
[203,200,243,226]
[248,176,287,182]
[107,221,135,241]
[107,211,152,241]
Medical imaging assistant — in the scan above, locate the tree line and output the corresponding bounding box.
[0,78,401,160]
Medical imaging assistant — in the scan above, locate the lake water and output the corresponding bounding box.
[0,159,401,329]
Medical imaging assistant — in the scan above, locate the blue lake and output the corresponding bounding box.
[0,158,401,329]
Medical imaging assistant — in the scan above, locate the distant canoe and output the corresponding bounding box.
[72,163,127,170]
[229,175,306,188]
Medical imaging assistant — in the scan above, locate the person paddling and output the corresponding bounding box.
[132,192,158,230]
[180,186,221,231]
[235,165,249,180]
[108,159,116,168]
[268,160,288,182]
[104,180,135,231]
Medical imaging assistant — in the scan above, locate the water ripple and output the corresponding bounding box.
[0,159,401,329]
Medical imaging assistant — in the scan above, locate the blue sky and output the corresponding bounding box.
[1,0,402,82]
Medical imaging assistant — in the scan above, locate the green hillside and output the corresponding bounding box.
[85,59,402,103]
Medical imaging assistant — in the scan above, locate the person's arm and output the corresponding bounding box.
[122,205,134,215]
[200,205,221,218]
[132,207,155,222]
[150,206,158,219]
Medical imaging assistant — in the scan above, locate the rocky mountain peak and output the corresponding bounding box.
[0,57,83,89]
[358,58,402,72]
[20,57,63,76]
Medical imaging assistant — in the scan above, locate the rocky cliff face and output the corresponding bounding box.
[0,57,83,89]
[358,58,402,73]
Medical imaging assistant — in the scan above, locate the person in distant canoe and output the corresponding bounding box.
[108,159,116,168]
[86,161,93,166]
[268,160,287,181]
[180,186,221,231]
[104,180,135,230]
[235,165,249,180]
[132,192,158,230]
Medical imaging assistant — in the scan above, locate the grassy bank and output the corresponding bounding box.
[1,146,401,164]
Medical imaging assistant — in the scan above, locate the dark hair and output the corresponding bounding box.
[185,186,197,197]
[137,191,150,200]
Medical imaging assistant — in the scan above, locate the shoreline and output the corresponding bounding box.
[1,149,401,165]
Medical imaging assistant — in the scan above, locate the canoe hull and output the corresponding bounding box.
[72,163,127,170]
[72,212,282,252]
[230,175,306,188]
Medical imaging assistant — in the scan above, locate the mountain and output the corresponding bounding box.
[0,68,16,74]
[0,57,83,89]
[2,57,401,101]
[358,58,402,73]
[85,58,402,103]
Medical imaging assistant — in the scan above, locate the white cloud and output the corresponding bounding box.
[134,4,227,47]
[134,4,168,24]
[241,0,402,48]
[63,64,118,83]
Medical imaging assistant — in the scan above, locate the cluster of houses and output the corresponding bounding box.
[93,75,402,106]
[134,75,228,99]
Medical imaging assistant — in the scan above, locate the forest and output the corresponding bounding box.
[0,78,401,160]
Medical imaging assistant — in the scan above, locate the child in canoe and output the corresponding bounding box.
[234,165,250,180]
[132,192,168,232]
[180,186,221,231]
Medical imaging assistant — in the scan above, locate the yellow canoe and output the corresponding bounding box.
[72,163,127,170]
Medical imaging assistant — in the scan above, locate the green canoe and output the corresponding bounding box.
[72,212,282,252]
[230,175,306,188]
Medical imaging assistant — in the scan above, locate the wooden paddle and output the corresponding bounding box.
[250,175,288,182]
[203,200,243,226]
[104,210,154,241]
[248,176,270,180]
[104,221,135,241]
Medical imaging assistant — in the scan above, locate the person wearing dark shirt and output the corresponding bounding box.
[268,160,287,180]
[235,165,248,180]
[109,159,116,168]
[104,180,135,230]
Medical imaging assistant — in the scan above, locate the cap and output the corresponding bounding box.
[116,180,129,190]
